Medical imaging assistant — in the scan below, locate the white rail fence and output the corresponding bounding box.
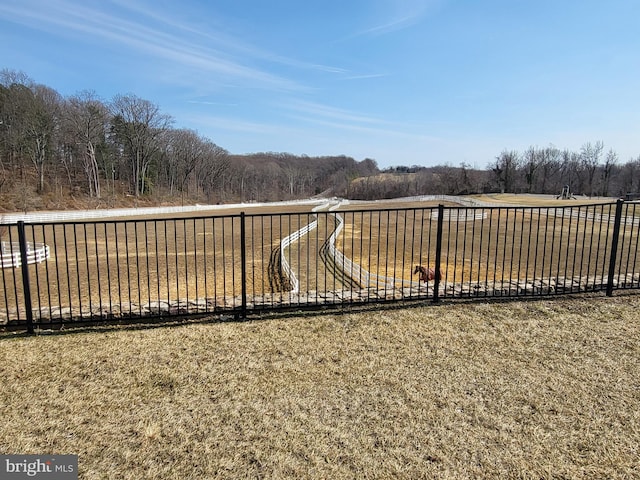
[0,199,328,224]
[279,202,339,294]
[0,242,50,269]
[430,209,488,221]
[280,199,431,292]
[279,199,422,291]
[325,210,421,290]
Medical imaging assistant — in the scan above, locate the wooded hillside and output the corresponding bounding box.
[0,70,377,211]
[2,68,639,211]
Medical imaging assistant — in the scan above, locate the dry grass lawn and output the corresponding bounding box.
[1,294,639,479]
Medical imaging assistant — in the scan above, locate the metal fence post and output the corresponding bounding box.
[17,221,34,333]
[606,199,624,297]
[433,204,445,303]
[240,212,247,318]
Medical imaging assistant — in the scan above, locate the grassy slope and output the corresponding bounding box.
[1,295,639,479]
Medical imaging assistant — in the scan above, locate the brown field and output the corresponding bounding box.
[1,294,638,478]
[337,205,631,286]
[471,193,619,206]
[1,197,639,319]
[1,204,323,316]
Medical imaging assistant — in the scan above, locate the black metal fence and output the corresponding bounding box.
[1,200,639,332]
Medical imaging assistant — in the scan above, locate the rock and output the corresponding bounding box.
[144,301,172,314]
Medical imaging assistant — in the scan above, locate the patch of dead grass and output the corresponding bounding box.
[1,295,639,478]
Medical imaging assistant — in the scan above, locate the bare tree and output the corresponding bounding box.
[63,91,108,197]
[23,85,62,194]
[600,148,618,197]
[161,129,203,201]
[560,149,583,195]
[580,141,604,197]
[0,73,33,175]
[195,140,229,202]
[1,73,59,195]
[284,164,303,197]
[492,150,519,193]
[618,156,640,196]
[536,146,561,193]
[110,94,172,196]
[522,146,541,193]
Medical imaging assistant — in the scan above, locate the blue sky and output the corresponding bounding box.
[1,0,639,169]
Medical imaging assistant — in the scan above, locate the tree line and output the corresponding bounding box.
[348,144,640,201]
[0,69,376,210]
[2,68,640,211]
[491,143,640,198]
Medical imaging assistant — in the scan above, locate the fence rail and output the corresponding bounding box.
[1,200,639,332]
[0,241,50,268]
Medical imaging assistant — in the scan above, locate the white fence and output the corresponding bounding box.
[279,202,340,294]
[0,241,50,268]
[0,199,328,224]
[280,200,425,292]
[325,210,420,290]
[430,209,488,221]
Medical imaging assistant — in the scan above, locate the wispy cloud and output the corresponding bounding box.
[309,65,350,75]
[288,114,442,143]
[343,73,389,80]
[357,14,423,36]
[282,100,441,141]
[187,100,239,107]
[110,0,350,77]
[185,114,292,136]
[184,98,442,145]
[350,0,442,38]
[0,0,308,91]
[285,100,387,126]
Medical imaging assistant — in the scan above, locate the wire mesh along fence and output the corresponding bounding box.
[1,201,639,331]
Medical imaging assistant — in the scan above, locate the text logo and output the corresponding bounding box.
[0,456,77,480]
